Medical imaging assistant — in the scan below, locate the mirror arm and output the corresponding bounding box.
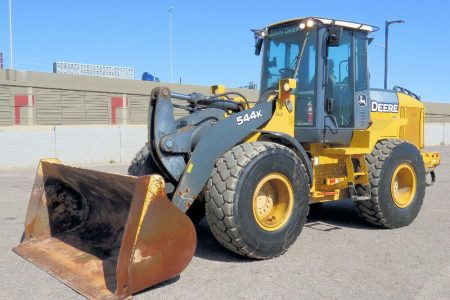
[328,26,343,46]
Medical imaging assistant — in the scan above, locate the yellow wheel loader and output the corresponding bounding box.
[14,17,440,299]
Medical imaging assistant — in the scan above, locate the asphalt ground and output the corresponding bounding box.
[1,145,449,299]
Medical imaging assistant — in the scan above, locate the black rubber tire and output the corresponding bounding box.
[128,144,205,224]
[127,144,154,176]
[204,142,310,259]
[355,139,426,228]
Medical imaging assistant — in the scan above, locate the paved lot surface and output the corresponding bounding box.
[1,146,449,299]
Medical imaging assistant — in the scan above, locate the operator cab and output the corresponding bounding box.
[255,17,377,145]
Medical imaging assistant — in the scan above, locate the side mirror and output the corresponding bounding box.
[328,27,343,47]
[255,36,263,56]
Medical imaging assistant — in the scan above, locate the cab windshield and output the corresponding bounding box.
[260,24,317,126]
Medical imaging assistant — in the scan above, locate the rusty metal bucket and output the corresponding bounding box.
[13,159,196,299]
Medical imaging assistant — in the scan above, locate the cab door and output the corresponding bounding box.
[323,29,371,145]
[323,29,354,145]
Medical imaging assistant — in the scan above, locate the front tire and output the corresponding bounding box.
[128,144,205,224]
[355,139,426,228]
[204,142,310,259]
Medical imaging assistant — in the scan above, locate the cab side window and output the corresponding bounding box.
[355,32,368,92]
[294,32,317,126]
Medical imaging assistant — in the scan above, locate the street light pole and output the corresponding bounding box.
[384,20,405,89]
[168,7,174,83]
[8,0,13,69]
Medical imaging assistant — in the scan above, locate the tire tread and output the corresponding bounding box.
[205,142,309,259]
[355,139,408,228]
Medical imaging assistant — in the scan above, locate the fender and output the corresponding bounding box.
[257,130,313,185]
[171,101,274,212]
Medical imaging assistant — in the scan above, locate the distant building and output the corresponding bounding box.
[142,72,160,82]
[53,61,135,80]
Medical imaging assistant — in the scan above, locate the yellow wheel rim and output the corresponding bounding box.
[391,163,417,208]
[252,173,294,231]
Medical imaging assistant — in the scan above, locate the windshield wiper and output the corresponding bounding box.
[292,31,310,79]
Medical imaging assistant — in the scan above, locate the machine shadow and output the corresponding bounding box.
[306,199,379,230]
[195,199,378,262]
[194,219,254,263]
[134,275,180,296]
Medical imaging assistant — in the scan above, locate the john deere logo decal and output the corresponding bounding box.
[358,94,367,107]
[371,100,399,113]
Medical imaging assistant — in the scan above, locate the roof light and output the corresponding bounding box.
[299,22,306,30]
[261,31,267,38]
[306,19,315,28]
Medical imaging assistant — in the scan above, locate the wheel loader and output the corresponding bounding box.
[14,17,440,299]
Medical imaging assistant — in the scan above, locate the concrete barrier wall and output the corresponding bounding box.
[425,123,444,146]
[0,126,56,167]
[0,125,147,169]
[423,123,450,146]
[0,123,448,169]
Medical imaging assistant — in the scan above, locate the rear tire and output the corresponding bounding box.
[127,144,154,176]
[128,144,205,224]
[204,142,310,259]
[355,139,426,228]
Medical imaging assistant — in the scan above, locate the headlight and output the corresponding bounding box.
[306,19,315,28]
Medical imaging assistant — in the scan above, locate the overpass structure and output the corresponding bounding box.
[0,69,258,126]
[0,68,448,126]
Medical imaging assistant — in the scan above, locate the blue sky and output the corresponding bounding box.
[0,0,449,102]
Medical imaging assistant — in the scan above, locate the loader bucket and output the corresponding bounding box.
[13,159,196,299]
